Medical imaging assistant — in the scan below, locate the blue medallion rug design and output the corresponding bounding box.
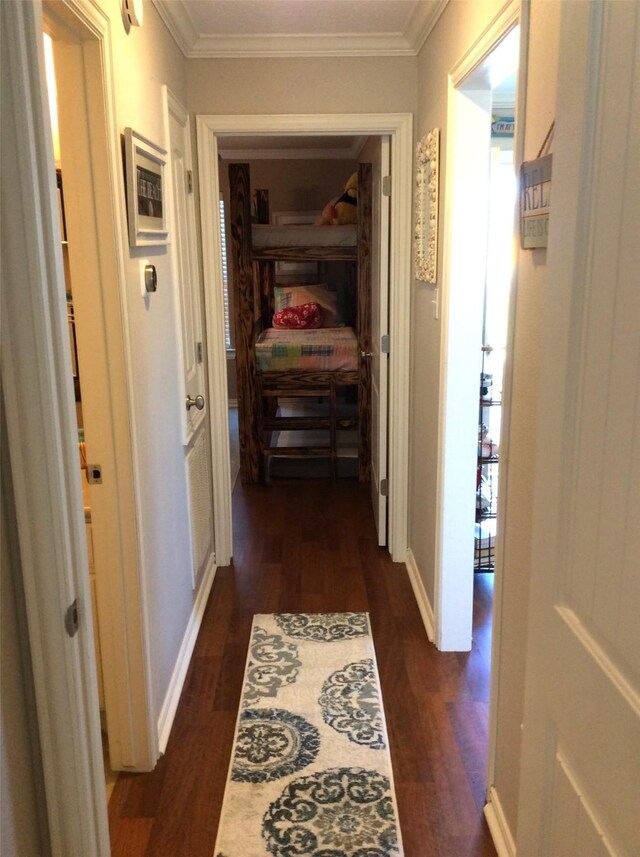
[214,613,403,857]
[319,659,386,750]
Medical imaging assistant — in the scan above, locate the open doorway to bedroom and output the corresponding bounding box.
[196,113,413,566]
[218,138,369,479]
[215,134,390,554]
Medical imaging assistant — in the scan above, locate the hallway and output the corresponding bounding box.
[108,481,496,856]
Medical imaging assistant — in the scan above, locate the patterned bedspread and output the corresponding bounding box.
[255,327,358,372]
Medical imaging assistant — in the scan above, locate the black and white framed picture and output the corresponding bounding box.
[124,127,169,247]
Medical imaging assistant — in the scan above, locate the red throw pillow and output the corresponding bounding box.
[272,302,322,330]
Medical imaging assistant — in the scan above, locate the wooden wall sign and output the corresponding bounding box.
[520,154,552,248]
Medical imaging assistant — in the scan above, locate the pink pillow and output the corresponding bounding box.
[274,284,337,327]
[272,302,323,330]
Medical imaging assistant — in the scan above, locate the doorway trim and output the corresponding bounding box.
[436,1,520,645]
[436,0,524,846]
[43,0,158,776]
[1,0,111,852]
[196,112,413,564]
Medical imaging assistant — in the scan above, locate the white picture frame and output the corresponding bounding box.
[124,127,169,247]
[414,128,440,283]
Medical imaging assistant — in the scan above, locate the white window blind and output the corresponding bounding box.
[219,196,232,351]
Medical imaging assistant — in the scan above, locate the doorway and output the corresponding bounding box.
[437,15,521,650]
[43,0,156,777]
[438,8,522,833]
[196,113,413,564]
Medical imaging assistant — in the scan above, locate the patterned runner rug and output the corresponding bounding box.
[214,612,403,857]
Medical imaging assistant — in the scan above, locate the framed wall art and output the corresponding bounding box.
[124,127,169,247]
[414,128,440,283]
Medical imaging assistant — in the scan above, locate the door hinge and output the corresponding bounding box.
[65,598,79,637]
[382,175,391,197]
[380,478,389,497]
[196,341,203,364]
[187,170,194,194]
[381,334,390,354]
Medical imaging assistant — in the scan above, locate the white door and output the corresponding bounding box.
[166,90,206,442]
[165,89,214,588]
[517,3,640,854]
[369,136,390,545]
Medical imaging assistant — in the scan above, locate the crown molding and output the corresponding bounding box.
[152,0,449,58]
[189,32,416,59]
[151,0,197,56]
[405,0,449,54]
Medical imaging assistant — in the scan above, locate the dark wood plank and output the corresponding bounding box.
[252,245,357,261]
[108,483,496,857]
[229,163,262,483]
[260,369,358,389]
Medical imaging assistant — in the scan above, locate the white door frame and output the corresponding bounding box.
[435,0,525,840]
[43,0,159,771]
[370,135,391,546]
[436,0,521,648]
[1,1,110,852]
[1,0,160,845]
[43,0,157,775]
[196,113,413,564]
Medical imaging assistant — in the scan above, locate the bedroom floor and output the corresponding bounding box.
[108,480,496,857]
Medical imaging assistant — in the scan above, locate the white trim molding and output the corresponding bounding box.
[217,137,368,162]
[450,0,520,86]
[152,0,448,58]
[484,786,517,857]
[157,558,217,752]
[197,113,413,563]
[405,550,436,642]
[43,0,158,775]
[1,1,110,851]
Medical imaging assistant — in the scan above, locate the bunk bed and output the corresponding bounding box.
[228,161,372,483]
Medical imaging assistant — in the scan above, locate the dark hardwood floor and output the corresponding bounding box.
[108,479,496,857]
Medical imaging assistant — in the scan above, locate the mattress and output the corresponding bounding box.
[252,224,357,248]
[255,327,358,372]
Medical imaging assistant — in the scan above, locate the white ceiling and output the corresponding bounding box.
[151,0,447,58]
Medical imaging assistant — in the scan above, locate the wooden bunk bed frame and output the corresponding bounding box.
[228,161,372,484]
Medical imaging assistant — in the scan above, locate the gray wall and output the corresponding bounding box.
[96,0,197,722]
[411,0,506,636]
[188,56,417,116]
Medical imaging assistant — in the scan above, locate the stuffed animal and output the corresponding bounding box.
[315,172,358,225]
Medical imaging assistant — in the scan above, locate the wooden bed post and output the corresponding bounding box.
[229,163,262,482]
[358,162,372,482]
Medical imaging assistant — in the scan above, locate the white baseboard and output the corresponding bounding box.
[484,786,516,857]
[157,555,217,753]
[405,548,436,643]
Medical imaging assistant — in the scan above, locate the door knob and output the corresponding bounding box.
[186,394,205,411]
